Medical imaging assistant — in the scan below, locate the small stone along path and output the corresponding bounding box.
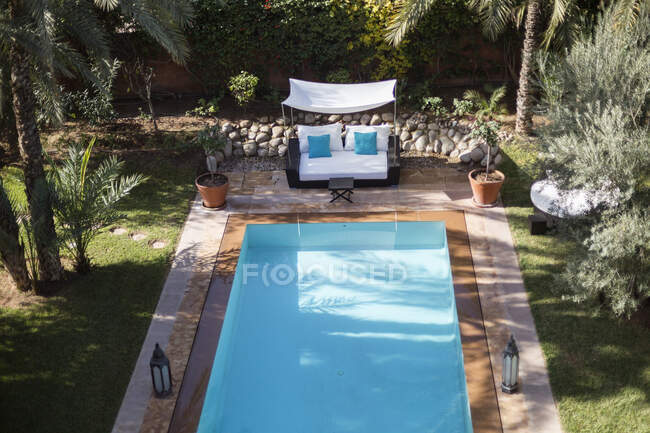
[111,168,563,433]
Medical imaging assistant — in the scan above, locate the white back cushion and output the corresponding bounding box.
[297,123,344,153]
[344,125,391,151]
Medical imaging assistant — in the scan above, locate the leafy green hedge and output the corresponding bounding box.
[188,0,477,93]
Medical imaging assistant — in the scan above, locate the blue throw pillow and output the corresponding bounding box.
[354,131,378,155]
[308,134,332,158]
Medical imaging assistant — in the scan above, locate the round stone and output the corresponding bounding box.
[471,147,484,162]
[255,132,270,143]
[224,141,233,158]
[272,126,284,138]
[440,136,455,155]
[328,114,342,122]
[370,114,382,125]
[278,145,288,156]
[243,141,257,156]
[360,114,372,125]
[414,136,428,152]
[459,149,473,163]
[221,123,233,133]
[433,139,442,153]
[239,119,251,128]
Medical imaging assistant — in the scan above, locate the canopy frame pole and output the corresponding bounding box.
[394,83,397,130]
[281,104,286,127]
[290,107,294,128]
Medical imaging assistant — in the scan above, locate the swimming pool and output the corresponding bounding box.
[196,221,473,433]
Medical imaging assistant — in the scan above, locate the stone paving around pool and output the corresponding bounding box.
[111,168,563,433]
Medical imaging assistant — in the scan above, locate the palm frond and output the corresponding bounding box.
[385,0,438,47]
[612,0,642,31]
[541,0,580,49]
[57,0,111,61]
[120,0,191,64]
[489,85,507,106]
[25,0,57,68]
[32,68,64,124]
[94,0,120,11]
[463,89,483,104]
[470,0,519,40]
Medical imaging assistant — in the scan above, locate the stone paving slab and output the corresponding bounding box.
[111,168,563,433]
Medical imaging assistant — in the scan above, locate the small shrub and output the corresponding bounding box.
[194,126,226,156]
[228,71,259,109]
[62,60,121,125]
[468,119,500,174]
[193,126,227,177]
[326,69,353,83]
[452,98,475,117]
[186,97,221,117]
[420,96,449,117]
[463,85,508,120]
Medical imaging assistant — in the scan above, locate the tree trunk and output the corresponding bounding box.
[9,42,63,282]
[515,0,541,135]
[2,67,20,159]
[0,177,32,291]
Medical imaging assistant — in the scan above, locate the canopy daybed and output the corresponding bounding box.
[281,79,400,188]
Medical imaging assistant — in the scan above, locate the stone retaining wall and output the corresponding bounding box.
[216,111,504,168]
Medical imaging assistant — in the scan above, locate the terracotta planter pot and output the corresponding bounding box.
[468,169,505,207]
[195,173,229,208]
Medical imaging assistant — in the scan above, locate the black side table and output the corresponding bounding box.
[328,177,354,203]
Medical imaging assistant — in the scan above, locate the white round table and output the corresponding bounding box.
[530,179,601,219]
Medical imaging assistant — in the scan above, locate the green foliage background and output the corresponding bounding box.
[188,0,478,93]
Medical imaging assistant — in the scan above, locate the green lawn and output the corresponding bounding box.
[499,140,650,433]
[0,151,196,433]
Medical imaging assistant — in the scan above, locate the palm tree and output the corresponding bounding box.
[0,0,193,282]
[385,0,582,135]
[48,138,146,273]
[0,176,31,291]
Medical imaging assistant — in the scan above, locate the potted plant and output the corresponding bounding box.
[194,126,229,208]
[467,119,505,207]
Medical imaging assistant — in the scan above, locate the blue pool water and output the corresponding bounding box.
[197,222,472,433]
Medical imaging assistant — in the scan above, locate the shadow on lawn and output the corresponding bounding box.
[0,256,176,433]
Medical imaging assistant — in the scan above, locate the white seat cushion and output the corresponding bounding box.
[299,150,387,181]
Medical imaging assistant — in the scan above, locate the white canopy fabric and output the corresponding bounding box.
[282,78,396,114]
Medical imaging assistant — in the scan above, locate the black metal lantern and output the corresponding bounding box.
[501,335,519,394]
[150,343,172,397]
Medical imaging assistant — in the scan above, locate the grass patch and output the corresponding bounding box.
[0,151,197,433]
[499,140,650,433]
